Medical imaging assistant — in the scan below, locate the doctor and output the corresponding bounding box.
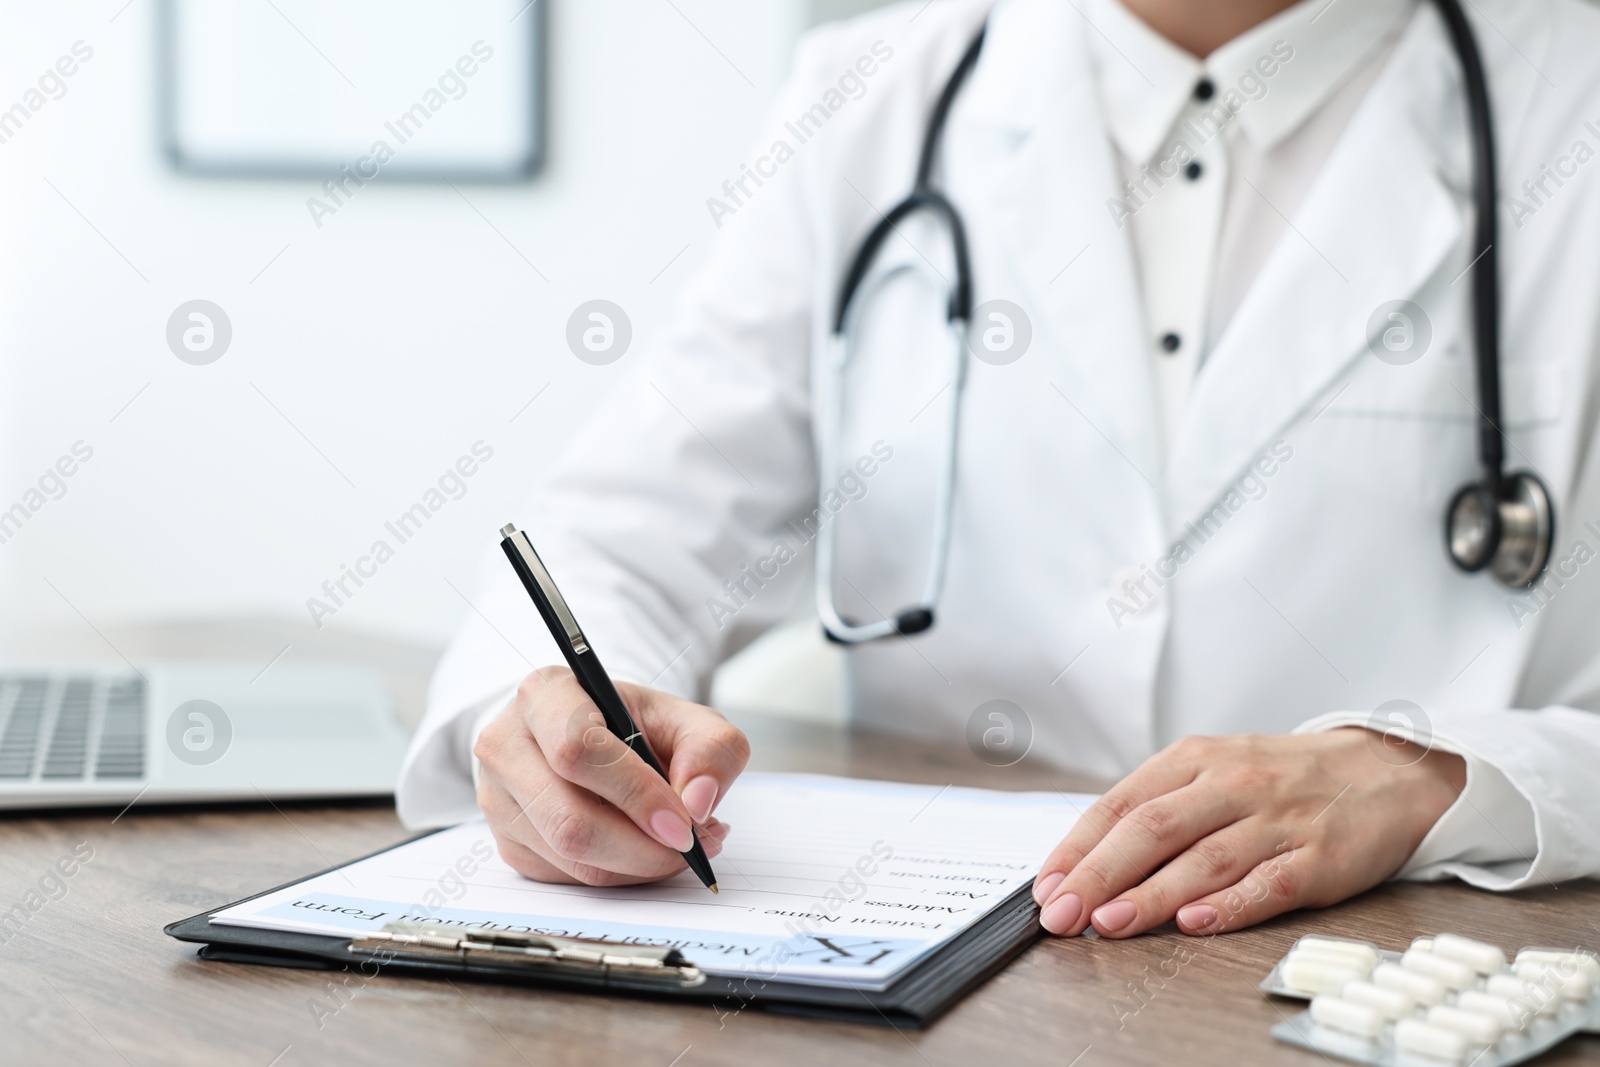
[400,0,1600,940]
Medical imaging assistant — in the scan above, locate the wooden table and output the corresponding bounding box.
[2,629,1598,1065]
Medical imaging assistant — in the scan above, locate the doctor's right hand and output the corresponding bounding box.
[473,666,746,886]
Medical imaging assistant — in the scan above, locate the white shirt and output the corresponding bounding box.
[1088,0,1406,451]
[1086,0,1533,873]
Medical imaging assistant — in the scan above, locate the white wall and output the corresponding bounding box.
[0,1,811,657]
[809,0,899,24]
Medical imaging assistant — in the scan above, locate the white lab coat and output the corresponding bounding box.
[401,0,1600,892]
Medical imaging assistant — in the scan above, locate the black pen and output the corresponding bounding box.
[498,523,718,893]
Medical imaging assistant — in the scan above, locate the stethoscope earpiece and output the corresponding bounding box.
[1446,472,1554,588]
[895,608,935,635]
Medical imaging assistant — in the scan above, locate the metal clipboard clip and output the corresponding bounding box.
[348,921,705,989]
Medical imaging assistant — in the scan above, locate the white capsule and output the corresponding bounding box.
[1281,957,1367,995]
[1292,937,1381,970]
[1310,994,1384,1039]
[1485,973,1560,1016]
[1284,953,1374,985]
[1515,959,1597,1000]
[1395,1018,1469,1064]
[1401,948,1476,990]
[1339,979,1413,1020]
[1427,1004,1503,1045]
[1280,953,1369,979]
[1411,936,1435,953]
[1455,990,1533,1031]
[1515,948,1600,983]
[1432,933,1507,975]
[1373,961,1447,1005]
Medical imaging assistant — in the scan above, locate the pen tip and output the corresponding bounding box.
[710,884,719,895]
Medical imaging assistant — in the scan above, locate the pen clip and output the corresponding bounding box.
[500,524,589,655]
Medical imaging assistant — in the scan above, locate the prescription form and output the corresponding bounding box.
[211,774,1093,990]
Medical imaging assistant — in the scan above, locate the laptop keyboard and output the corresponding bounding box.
[0,675,146,783]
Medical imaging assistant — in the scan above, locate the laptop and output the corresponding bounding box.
[0,662,409,811]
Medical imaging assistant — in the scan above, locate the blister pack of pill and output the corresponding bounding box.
[1261,934,1600,1065]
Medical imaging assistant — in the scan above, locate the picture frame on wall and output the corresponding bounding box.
[159,0,545,181]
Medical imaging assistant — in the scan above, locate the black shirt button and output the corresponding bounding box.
[1185,160,1203,181]
[1160,332,1181,353]
[1194,78,1215,101]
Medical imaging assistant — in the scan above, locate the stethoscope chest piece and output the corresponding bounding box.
[1446,471,1554,588]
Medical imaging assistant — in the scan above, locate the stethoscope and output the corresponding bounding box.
[815,0,1553,646]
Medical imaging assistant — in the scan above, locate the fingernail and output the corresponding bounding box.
[1177,903,1218,932]
[705,820,731,840]
[1040,892,1082,935]
[649,810,693,852]
[681,775,719,823]
[1092,899,1138,934]
[1033,871,1065,905]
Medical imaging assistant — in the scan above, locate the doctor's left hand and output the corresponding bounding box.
[1031,729,1466,938]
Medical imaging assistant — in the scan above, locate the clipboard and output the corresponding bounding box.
[164,829,1046,1027]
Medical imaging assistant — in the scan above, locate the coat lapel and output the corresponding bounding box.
[951,0,1542,534]
[958,0,1163,484]
[1163,10,1469,532]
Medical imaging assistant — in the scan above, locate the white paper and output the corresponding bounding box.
[212,773,1094,990]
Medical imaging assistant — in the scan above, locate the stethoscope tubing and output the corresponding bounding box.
[816,0,1550,644]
